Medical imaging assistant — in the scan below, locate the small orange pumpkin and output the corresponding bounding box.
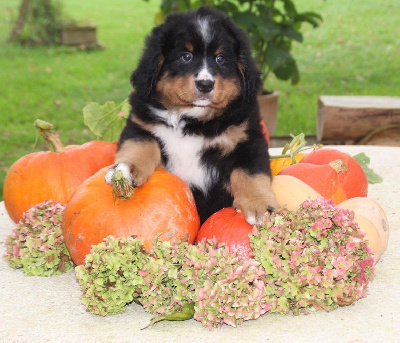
[196,207,253,257]
[62,168,200,265]
[260,120,270,144]
[270,154,306,177]
[3,120,117,223]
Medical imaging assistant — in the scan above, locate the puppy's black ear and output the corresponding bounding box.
[130,25,165,100]
[223,17,262,103]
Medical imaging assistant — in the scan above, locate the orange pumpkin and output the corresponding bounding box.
[196,207,253,257]
[279,163,347,204]
[300,148,368,198]
[3,121,117,223]
[62,168,200,265]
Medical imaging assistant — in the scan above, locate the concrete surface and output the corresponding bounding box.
[0,145,399,343]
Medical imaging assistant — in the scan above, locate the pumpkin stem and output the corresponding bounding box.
[269,133,322,163]
[34,119,65,153]
[111,170,135,200]
[329,159,348,173]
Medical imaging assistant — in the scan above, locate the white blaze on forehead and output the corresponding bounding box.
[197,17,213,44]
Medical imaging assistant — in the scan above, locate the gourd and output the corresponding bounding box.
[270,154,306,177]
[62,167,200,265]
[272,175,324,211]
[338,197,389,263]
[300,148,368,198]
[3,120,117,223]
[196,207,253,257]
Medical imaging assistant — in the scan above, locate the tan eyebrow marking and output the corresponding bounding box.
[185,42,194,52]
[215,46,224,55]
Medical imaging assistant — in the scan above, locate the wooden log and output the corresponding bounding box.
[317,96,400,142]
[61,26,97,46]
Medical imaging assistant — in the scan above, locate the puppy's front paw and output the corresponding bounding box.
[234,194,278,225]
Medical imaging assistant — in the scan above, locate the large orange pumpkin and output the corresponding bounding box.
[3,121,117,223]
[196,207,253,257]
[62,168,200,265]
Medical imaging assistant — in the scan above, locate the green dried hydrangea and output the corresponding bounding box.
[138,241,193,315]
[3,201,74,276]
[75,236,149,316]
[250,197,375,315]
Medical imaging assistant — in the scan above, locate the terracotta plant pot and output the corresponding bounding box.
[258,91,279,136]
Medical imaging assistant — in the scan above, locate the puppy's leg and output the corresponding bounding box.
[106,117,161,187]
[106,139,161,187]
[230,168,278,225]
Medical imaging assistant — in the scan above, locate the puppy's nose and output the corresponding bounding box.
[195,80,215,94]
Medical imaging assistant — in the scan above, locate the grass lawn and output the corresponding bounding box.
[0,0,399,200]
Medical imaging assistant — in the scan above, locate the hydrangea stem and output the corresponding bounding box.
[34,119,65,153]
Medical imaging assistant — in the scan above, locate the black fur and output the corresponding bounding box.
[118,7,275,224]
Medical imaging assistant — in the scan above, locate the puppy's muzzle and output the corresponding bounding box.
[195,80,215,94]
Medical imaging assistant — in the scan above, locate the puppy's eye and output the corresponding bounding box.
[181,52,193,63]
[216,54,225,64]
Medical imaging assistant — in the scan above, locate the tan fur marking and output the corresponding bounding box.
[230,168,278,223]
[156,73,197,108]
[185,42,194,52]
[205,121,248,155]
[212,76,241,109]
[238,60,245,80]
[215,46,224,55]
[130,115,156,132]
[115,140,161,186]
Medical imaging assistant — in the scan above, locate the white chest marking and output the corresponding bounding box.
[149,107,218,192]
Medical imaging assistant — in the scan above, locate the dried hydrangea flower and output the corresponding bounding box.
[3,201,73,276]
[186,240,271,329]
[75,236,149,316]
[250,197,375,315]
[138,239,271,329]
[138,240,193,315]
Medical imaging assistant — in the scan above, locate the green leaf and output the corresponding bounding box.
[280,26,303,42]
[353,152,383,184]
[258,20,281,42]
[282,0,297,18]
[295,12,323,28]
[141,302,195,330]
[83,100,129,142]
[82,102,109,138]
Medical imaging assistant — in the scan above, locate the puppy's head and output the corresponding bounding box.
[131,7,261,115]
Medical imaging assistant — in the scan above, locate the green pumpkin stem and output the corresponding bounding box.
[111,170,135,200]
[34,119,65,153]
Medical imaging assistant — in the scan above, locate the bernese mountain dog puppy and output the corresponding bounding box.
[106,6,278,224]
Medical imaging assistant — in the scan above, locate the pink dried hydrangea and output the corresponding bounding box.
[185,240,271,329]
[137,239,271,328]
[250,197,375,314]
[3,201,74,276]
